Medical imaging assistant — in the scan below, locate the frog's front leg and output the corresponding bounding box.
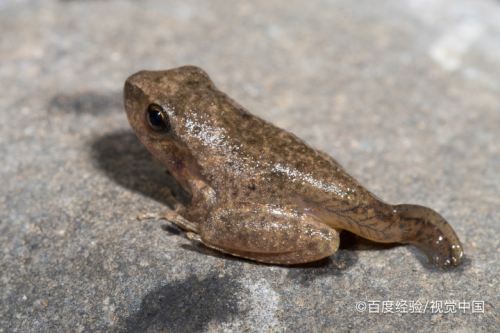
[141,178,215,232]
[191,204,340,265]
[162,209,199,233]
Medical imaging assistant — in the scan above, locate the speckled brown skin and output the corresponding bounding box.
[124,65,464,267]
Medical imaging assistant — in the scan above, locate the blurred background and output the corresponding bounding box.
[1,1,499,332]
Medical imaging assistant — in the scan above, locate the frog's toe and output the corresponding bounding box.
[136,212,161,221]
[186,232,202,242]
[162,210,199,233]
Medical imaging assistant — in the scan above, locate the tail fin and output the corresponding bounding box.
[393,204,464,267]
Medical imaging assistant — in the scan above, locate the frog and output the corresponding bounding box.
[123,65,464,268]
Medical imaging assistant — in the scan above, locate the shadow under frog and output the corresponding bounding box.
[49,90,123,116]
[117,272,243,333]
[91,130,191,209]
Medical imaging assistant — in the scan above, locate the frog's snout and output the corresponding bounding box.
[124,71,148,99]
[123,79,139,117]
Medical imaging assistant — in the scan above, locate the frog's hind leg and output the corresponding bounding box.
[194,206,340,265]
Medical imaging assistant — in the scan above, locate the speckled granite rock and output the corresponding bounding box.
[1,0,498,332]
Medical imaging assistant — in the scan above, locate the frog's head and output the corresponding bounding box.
[124,65,215,188]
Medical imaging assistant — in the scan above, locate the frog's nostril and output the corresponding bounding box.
[124,80,135,98]
[124,79,145,105]
[124,70,150,97]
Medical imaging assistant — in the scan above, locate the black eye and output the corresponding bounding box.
[146,104,170,132]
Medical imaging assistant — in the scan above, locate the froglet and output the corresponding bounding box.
[124,65,464,267]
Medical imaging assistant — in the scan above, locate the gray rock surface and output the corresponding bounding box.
[1,0,499,332]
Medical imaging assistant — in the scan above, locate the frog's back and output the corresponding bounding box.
[192,89,362,204]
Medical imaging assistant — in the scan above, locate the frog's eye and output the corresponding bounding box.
[146,104,171,132]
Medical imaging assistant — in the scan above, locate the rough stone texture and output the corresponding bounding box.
[1,0,499,332]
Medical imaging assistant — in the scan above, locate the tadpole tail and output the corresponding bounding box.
[393,204,464,267]
[327,201,464,267]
